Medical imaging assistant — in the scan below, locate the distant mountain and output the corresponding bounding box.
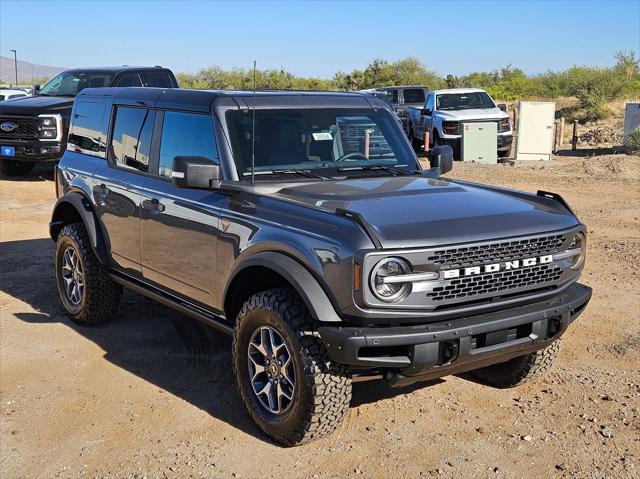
[0,56,65,85]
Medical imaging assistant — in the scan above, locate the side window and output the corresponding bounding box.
[69,101,107,157]
[114,73,142,87]
[142,72,175,88]
[403,89,426,104]
[426,93,435,112]
[158,111,217,178]
[385,89,399,103]
[110,106,155,173]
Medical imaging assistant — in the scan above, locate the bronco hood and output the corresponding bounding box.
[0,95,73,116]
[272,176,579,249]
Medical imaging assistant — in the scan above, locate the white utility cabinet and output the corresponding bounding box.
[462,122,497,164]
[516,101,555,161]
[624,103,640,146]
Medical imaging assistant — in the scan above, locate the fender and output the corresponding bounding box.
[49,192,111,265]
[225,251,342,323]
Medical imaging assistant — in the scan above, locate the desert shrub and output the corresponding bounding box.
[626,127,640,151]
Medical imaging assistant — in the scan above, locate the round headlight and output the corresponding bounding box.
[569,232,586,270]
[370,257,412,302]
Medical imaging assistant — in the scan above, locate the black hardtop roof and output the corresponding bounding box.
[65,65,171,74]
[77,87,389,111]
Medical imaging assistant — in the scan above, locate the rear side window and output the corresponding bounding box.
[158,111,217,178]
[69,101,107,157]
[142,71,175,88]
[114,73,142,87]
[403,89,426,104]
[110,107,155,173]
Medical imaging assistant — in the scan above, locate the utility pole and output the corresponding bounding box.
[10,49,18,86]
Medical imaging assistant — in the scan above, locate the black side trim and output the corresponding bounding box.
[109,271,233,336]
[335,208,382,249]
[537,190,576,216]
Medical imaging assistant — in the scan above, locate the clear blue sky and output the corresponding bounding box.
[1,0,639,77]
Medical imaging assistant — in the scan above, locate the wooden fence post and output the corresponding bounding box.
[559,117,565,150]
[571,119,579,151]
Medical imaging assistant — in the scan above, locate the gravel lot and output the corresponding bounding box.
[1,153,639,479]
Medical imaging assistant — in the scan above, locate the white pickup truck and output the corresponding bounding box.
[405,88,513,158]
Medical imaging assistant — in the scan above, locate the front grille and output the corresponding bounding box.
[0,118,38,139]
[427,234,566,269]
[427,263,563,302]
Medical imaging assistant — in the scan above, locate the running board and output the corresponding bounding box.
[109,272,233,336]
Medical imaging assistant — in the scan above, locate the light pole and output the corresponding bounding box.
[10,49,18,86]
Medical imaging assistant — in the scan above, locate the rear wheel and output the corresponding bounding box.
[233,288,352,446]
[55,223,122,325]
[470,340,560,388]
[0,160,34,176]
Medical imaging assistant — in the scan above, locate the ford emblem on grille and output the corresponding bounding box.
[0,122,17,132]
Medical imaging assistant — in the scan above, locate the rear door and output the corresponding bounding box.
[93,104,156,275]
[138,109,222,307]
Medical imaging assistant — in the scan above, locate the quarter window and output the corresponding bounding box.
[403,89,426,104]
[143,72,175,88]
[69,101,107,157]
[114,73,142,87]
[110,107,155,173]
[159,112,217,178]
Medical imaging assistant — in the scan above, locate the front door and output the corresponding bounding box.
[93,105,156,275]
[139,110,222,307]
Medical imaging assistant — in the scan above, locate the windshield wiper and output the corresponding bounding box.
[337,164,419,175]
[242,169,329,180]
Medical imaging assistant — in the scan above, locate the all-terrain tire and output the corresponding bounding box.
[470,340,561,388]
[55,222,122,325]
[232,288,352,446]
[0,160,34,176]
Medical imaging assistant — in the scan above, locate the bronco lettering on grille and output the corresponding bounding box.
[442,254,553,279]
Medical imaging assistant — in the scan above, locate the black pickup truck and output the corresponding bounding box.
[0,66,177,176]
[50,87,591,445]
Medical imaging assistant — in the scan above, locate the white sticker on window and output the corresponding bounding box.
[312,132,333,141]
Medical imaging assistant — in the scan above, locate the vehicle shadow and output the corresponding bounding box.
[0,162,55,182]
[1,237,440,444]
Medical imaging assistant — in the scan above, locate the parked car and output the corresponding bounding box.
[0,88,29,101]
[50,87,591,445]
[0,65,178,176]
[405,88,513,158]
[358,89,404,129]
[375,85,429,131]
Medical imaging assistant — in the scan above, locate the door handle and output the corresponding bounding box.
[142,198,165,214]
[93,184,110,205]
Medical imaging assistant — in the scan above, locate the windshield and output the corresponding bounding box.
[227,108,418,179]
[38,71,114,97]
[436,92,495,111]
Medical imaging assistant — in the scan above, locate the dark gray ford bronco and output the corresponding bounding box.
[50,87,592,445]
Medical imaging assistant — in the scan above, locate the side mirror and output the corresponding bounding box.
[429,145,453,175]
[421,108,433,116]
[171,156,221,189]
[498,103,507,112]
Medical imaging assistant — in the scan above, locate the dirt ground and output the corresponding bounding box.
[1,152,639,479]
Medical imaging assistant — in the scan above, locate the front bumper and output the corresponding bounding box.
[440,132,513,151]
[319,283,591,386]
[0,139,63,162]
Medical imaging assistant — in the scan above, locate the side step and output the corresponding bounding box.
[109,272,233,336]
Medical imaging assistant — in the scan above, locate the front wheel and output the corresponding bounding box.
[233,288,352,446]
[0,160,34,176]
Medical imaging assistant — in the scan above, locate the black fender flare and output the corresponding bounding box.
[224,251,342,323]
[49,192,111,265]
